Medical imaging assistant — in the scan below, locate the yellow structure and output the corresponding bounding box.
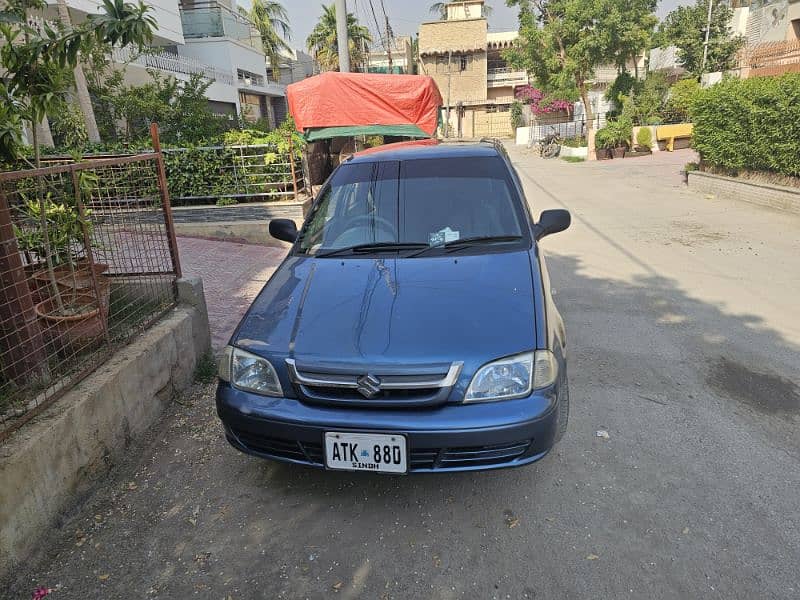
[656,123,693,152]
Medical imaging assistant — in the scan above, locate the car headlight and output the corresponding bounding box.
[218,345,283,396]
[464,350,557,403]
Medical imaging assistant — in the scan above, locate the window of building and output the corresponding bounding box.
[459,54,470,72]
[486,104,497,113]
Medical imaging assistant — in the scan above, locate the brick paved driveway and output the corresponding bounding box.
[177,237,287,350]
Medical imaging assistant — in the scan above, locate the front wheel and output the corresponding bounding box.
[543,143,560,159]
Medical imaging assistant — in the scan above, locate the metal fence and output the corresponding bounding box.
[526,116,607,145]
[162,143,305,205]
[0,127,181,441]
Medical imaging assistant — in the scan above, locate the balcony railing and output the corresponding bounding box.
[487,67,529,88]
[737,40,800,78]
[237,69,265,87]
[112,46,236,86]
[180,1,262,51]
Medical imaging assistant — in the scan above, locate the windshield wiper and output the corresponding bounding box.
[315,242,428,258]
[407,235,523,258]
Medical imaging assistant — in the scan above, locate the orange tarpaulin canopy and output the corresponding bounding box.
[286,72,443,139]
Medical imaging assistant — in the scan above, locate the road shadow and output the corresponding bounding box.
[7,250,800,600]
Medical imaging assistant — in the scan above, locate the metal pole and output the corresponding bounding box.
[335,0,350,72]
[446,51,452,138]
[0,188,49,383]
[701,0,713,74]
[385,15,393,72]
[288,133,298,200]
[149,123,183,280]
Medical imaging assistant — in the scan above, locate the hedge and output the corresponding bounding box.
[692,74,800,176]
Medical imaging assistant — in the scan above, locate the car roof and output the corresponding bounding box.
[347,139,503,164]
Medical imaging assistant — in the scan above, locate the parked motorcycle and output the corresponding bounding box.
[539,127,562,159]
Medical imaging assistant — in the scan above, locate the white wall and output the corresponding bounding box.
[48,0,184,45]
[181,38,268,81]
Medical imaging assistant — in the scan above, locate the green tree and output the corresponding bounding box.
[429,1,492,20]
[0,0,155,162]
[245,0,291,81]
[656,0,744,77]
[306,3,371,72]
[114,71,229,144]
[504,0,657,144]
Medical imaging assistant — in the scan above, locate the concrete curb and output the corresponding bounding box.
[0,279,211,577]
[688,171,800,214]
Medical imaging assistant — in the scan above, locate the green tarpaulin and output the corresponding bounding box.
[304,125,430,142]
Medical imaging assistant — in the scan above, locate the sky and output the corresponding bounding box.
[238,0,694,54]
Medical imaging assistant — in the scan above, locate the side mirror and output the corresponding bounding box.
[534,209,571,240]
[269,218,298,243]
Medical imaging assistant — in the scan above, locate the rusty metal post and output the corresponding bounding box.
[0,188,49,382]
[71,168,111,345]
[150,123,182,279]
[288,132,298,200]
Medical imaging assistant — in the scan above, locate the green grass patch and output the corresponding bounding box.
[561,156,585,163]
[194,351,218,384]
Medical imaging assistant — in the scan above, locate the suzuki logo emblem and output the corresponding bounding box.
[356,374,382,398]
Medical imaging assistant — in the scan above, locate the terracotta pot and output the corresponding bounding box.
[24,263,50,305]
[612,146,626,159]
[35,293,107,351]
[33,262,111,315]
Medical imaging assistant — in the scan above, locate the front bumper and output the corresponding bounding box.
[216,383,560,472]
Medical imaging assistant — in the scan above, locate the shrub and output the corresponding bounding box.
[50,103,89,150]
[664,78,701,122]
[562,136,587,148]
[510,101,524,130]
[606,72,638,111]
[594,127,614,149]
[636,126,652,150]
[692,74,800,176]
[602,118,632,148]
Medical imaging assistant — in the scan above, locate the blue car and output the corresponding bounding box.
[216,140,571,473]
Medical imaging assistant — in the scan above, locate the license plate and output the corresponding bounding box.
[324,432,407,473]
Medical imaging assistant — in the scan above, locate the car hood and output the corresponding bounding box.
[234,252,537,366]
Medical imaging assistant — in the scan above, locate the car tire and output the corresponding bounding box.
[554,376,570,443]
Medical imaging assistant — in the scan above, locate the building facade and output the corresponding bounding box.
[43,0,287,126]
[418,0,527,138]
[368,36,415,74]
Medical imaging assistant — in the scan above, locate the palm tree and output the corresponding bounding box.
[245,0,291,81]
[55,0,101,143]
[429,1,492,20]
[306,4,371,72]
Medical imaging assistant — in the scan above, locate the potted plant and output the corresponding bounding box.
[26,173,111,350]
[594,128,614,160]
[606,119,631,159]
[635,126,653,154]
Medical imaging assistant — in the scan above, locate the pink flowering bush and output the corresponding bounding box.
[514,85,572,115]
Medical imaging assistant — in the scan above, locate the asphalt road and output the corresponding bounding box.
[6,147,800,600]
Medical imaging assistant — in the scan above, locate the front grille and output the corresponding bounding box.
[231,428,324,465]
[230,427,532,471]
[411,441,532,470]
[300,385,443,405]
[286,359,463,408]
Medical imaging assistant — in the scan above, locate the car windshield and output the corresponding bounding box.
[298,156,526,255]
